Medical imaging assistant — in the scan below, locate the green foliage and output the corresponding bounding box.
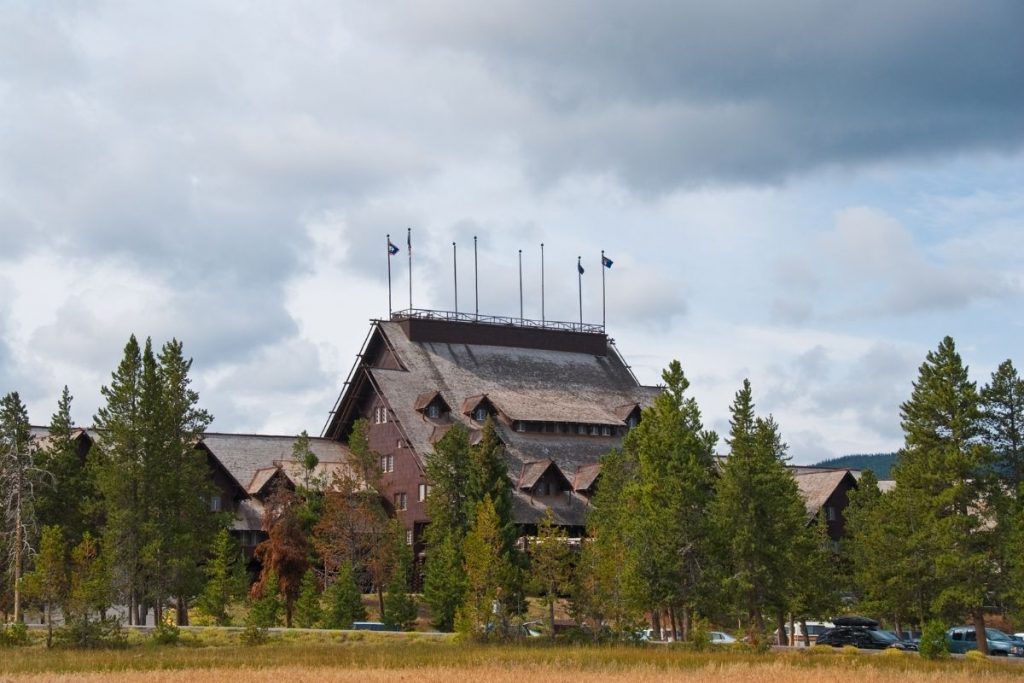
[621,360,718,629]
[710,380,806,635]
[196,528,247,626]
[150,622,180,645]
[53,617,126,650]
[529,509,572,639]
[247,570,282,629]
[21,524,69,647]
[65,533,111,628]
[688,616,711,651]
[0,621,29,647]
[322,561,366,629]
[458,497,513,640]
[423,531,465,631]
[382,522,418,631]
[981,360,1024,498]
[293,569,322,628]
[917,620,949,660]
[812,453,897,479]
[253,483,308,627]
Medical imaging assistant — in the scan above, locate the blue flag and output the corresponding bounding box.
[602,254,613,269]
[577,260,585,275]
[388,240,399,256]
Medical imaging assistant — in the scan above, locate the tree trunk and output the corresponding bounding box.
[177,596,188,626]
[800,617,809,647]
[974,610,988,655]
[652,611,662,641]
[776,610,787,646]
[46,603,53,648]
[682,605,691,642]
[377,585,385,620]
[894,617,903,640]
[668,605,678,641]
[13,486,22,623]
[548,590,556,641]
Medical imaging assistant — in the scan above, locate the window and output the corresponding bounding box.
[473,406,488,421]
[394,492,407,511]
[396,439,404,449]
[373,406,388,424]
[209,495,222,512]
[601,425,611,436]
[380,454,394,473]
[577,424,587,435]
[825,505,836,521]
[406,529,413,545]
[627,414,639,428]
[418,483,427,502]
[515,421,526,433]
[426,403,440,419]
[589,425,600,436]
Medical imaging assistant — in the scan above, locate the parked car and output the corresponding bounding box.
[709,631,737,645]
[817,625,917,651]
[946,627,1024,656]
[777,621,835,645]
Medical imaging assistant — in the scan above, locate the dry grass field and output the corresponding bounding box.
[3,639,1024,683]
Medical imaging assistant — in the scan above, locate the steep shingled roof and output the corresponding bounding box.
[199,433,353,497]
[794,469,856,519]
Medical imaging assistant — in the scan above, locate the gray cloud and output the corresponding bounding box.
[368,0,1024,189]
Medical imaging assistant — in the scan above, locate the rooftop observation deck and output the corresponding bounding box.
[388,308,609,356]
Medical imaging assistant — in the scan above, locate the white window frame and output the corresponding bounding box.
[381,454,394,473]
[406,529,413,545]
[426,403,440,419]
[394,492,407,511]
[418,483,427,502]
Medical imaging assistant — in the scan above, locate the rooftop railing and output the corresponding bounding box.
[390,308,605,334]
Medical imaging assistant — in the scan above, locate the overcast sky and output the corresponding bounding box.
[2,1,1023,463]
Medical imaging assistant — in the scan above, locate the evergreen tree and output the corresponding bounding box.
[382,521,417,630]
[789,515,840,644]
[35,387,95,545]
[981,360,1024,498]
[422,531,465,631]
[457,497,511,640]
[322,560,365,629]
[1,390,44,623]
[196,528,247,625]
[895,336,1001,654]
[574,448,642,638]
[64,532,111,632]
[247,569,282,628]
[293,569,322,628]
[91,335,147,624]
[253,481,308,627]
[710,381,806,641]
[529,509,572,640]
[623,360,717,639]
[22,525,68,647]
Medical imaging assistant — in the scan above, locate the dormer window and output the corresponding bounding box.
[426,403,440,419]
[627,414,639,428]
[415,391,450,420]
[473,406,488,421]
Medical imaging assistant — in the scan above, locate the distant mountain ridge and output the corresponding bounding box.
[812,453,898,480]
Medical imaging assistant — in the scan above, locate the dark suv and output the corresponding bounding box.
[816,616,918,651]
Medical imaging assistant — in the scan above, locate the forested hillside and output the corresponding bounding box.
[813,453,897,479]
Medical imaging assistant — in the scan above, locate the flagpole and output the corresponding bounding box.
[577,256,583,328]
[387,233,393,316]
[601,249,606,331]
[518,249,523,322]
[407,227,412,310]
[474,236,479,320]
[453,241,458,314]
[540,243,545,324]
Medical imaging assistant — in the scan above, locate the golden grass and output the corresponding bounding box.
[5,661,1024,683]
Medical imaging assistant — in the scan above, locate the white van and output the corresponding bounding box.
[779,621,834,646]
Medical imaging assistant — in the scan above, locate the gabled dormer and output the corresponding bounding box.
[414,391,451,420]
[615,403,642,429]
[462,394,497,423]
[518,459,572,497]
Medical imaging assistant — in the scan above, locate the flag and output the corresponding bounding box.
[407,229,412,254]
[577,259,585,275]
[602,254,613,269]
[388,240,399,256]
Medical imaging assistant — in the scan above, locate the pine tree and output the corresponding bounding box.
[422,531,465,631]
[1,390,44,623]
[322,560,366,629]
[789,515,840,644]
[253,481,308,627]
[574,447,642,638]
[382,521,417,631]
[710,381,806,641]
[21,525,68,647]
[895,336,1001,655]
[457,497,511,640]
[196,528,247,625]
[981,360,1024,498]
[64,532,111,633]
[35,387,95,545]
[623,360,717,639]
[530,509,571,640]
[293,569,322,628]
[91,335,147,624]
[247,569,282,628]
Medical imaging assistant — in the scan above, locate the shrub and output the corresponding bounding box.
[840,645,860,655]
[917,620,949,660]
[150,621,181,645]
[688,617,711,651]
[54,618,127,649]
[965,649,987,662]
[240,625,269,646]
[880,646,904,657]
[0,621,30,647]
